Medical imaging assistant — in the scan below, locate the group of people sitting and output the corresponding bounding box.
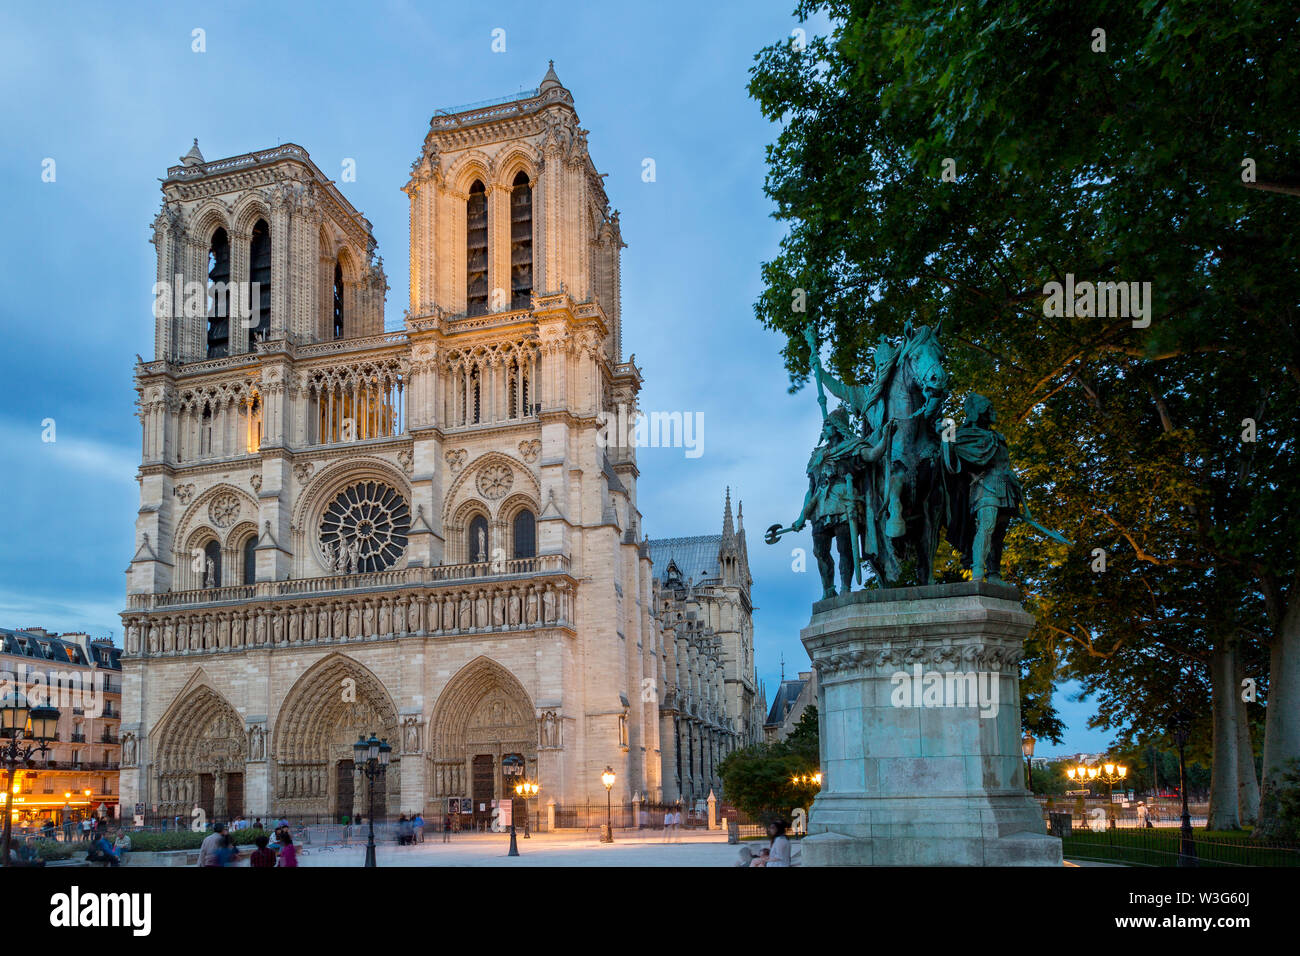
[199,819,299,867]
[735,820,793,867]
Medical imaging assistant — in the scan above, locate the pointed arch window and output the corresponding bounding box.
[242,534,258,586]
[247,219,271,347]
[512,509,536,560]
[510,171,533,310]
[333,260,345,339]
[466,180,488,316]
[206,228,230,358]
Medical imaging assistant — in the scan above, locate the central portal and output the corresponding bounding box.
[336,760,354,820]
[472,754,494,829]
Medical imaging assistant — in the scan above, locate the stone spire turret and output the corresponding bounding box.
[179,138,205,167]
[539,60,564,93]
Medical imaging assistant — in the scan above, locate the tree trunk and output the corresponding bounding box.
[1258,600,1300,837]
[1234,645,1261,826]
[1206,642,1241,830]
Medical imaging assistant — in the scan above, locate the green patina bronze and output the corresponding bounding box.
[766,324,1068,594]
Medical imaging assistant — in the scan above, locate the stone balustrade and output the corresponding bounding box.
[121,563,575,658]
[126,554,570,610]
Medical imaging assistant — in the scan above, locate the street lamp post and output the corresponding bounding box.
[1021,734,1036,794]
[1168,710,1197,867]
[600,767,615,844]
[514,780,539,842]
[1,692,60,866]
[352,734,391,868]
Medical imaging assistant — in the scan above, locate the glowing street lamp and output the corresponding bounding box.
[600,767,616,844]
[1021,734,1036,793]
[513,779,540,845]
[1,692,60,866]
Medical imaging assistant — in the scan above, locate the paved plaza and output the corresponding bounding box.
[279,830,750,867]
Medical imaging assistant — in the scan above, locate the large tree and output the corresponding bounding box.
[750,0,1300,832]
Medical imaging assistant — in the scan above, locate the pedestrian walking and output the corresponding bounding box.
[81,818,92,842]
[276,831,298,867]
[443,813,452,843]
[199,822,230,867]
[663,808,672,843]
[413,812,424,843]
[249,834,276,867]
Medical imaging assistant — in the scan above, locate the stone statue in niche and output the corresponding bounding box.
[540,711,561,749]
[204,556,216,589]
[249,725,265,761]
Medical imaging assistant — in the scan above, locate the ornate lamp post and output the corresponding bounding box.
[514,779,539,841]
[600,767,615,843]
[1021,734,1036,794]
[1168,710,1197,867]
[1,692,60,866]
[352,734,391,868]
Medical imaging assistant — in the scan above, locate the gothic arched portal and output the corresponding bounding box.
[428,656,536,822]
[272,654,400,821]
[151,683,247,820]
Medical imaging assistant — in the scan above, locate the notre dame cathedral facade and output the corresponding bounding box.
[118,65,765,823]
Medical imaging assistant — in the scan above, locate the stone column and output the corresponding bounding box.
[801,582,1061,867]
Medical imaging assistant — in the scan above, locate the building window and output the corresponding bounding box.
[512,510,536,560]
[319,480,411,574]
[247,219,271,347]
[206,228,231,358]
[510,171,532,310]
[466,180,488,315]
[247,394,262,453]
[468,515,489,563]
[242,534,257,586]
[333,260,345,339]
[200,404,213,456]
[203,539,222,589]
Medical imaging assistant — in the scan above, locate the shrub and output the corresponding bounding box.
[125,826,264,853]
[30,839,73,861]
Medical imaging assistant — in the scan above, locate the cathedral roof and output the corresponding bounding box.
[647,534,723,583]
[765,674,809,727]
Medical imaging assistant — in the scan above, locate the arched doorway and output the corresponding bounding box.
[429,657,536,829]
[273,654,400,822]
[151,685,247,821]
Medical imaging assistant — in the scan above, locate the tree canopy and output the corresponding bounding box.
[750,0,1300,830]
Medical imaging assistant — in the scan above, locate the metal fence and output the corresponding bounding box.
[1061,825,1300,867]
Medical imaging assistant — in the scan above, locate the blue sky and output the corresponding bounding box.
[0,0,1109,755]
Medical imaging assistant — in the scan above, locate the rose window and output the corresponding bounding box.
[319,481,411,574]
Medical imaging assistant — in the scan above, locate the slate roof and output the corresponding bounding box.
[765,675,808,727]
[646,534,723,584]
[0,628,121,670]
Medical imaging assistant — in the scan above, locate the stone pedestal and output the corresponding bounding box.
[801,582,1061,867]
